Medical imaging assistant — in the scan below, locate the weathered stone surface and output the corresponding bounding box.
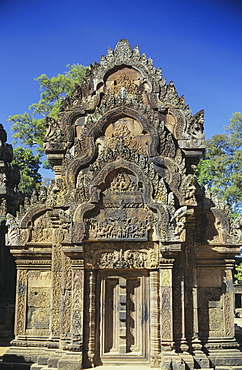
[1,40,242,369]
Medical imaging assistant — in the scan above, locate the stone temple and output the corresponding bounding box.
[2,40,242,369]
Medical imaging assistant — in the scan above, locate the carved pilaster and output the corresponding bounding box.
[173,255,188,352]
[223,260,235,338]
[83,270,96,367]
[60,254,72,348]
[160,259,174,351]
[150,270,160,366]
[71,259,84,351]
[50,242,62,341]
[15,269,27,336]
[184,213,203,351]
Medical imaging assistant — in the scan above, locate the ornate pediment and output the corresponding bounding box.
[44,41,205,179]
[8,40,240,254]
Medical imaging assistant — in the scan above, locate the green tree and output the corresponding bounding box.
[8,64,86,194]
[234,259,242,284]
[196,112,242,213]
[12,147,42,197]
[9,64,86,156]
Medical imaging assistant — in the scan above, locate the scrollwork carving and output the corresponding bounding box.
[84,243,159,270]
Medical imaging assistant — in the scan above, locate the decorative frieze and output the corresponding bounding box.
[84,242,159,270]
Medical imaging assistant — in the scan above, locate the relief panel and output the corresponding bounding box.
[26,271,51,332]
[99,117,150,156]
[84,242,159,270]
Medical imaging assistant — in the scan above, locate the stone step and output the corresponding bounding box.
[96,366,152,370]
[0,362,32,369]
[101,361,150,367]
[31,366,56,370]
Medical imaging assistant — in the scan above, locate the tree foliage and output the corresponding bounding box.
[196,112,242,213]
[9,63,86,157]
[12,147,42,197]
[234,260,242,284]
[8,64,86,194]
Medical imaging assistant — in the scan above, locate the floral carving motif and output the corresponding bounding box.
[85,247,158,269]
[71,268,84,344]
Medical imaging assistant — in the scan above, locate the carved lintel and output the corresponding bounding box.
[85,245,159,270]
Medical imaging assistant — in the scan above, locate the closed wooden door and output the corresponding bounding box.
[100,271,148,359]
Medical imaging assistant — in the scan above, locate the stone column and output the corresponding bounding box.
[150,269,160,366]
[191,264,201,351]
[223,260,235,339]
[83,269,96,367]
[186,240,210,368]
[173,255,188,353]
[160,258,174,351]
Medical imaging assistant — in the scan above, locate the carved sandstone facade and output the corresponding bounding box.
[4,40,242,369]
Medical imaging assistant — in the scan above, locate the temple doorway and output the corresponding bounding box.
[97,270,149,362]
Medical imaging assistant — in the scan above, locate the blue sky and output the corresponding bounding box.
[0,0,242,177]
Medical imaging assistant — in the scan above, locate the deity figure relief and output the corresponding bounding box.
[6,213,20,245]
